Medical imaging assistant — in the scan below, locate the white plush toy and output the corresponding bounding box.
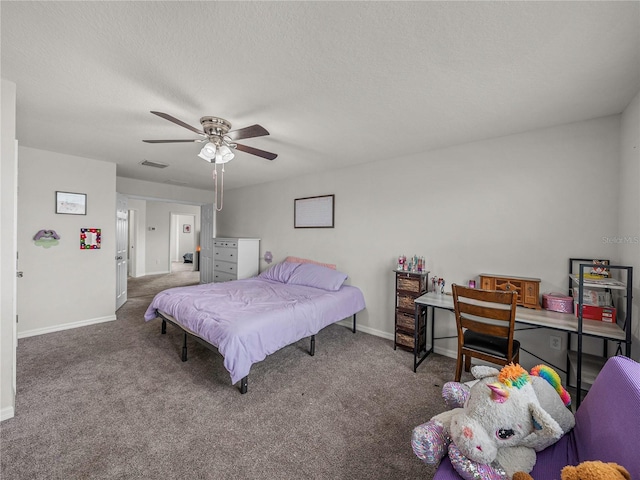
[412,364,575,480]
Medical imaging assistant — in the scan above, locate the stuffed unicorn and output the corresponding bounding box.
[412,364,575,480]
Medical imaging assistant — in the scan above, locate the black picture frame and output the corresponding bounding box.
[294,194,334,228]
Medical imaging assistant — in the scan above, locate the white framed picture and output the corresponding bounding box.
[56,191,87,215]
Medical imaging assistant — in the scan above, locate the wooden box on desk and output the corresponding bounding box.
[479,274,541,309]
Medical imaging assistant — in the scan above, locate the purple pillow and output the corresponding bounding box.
[258,261,301,283]
[287,263,348,291]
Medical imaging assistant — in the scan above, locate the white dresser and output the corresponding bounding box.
[213,238,260,283]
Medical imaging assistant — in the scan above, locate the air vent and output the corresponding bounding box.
[164,179,189,186]
[140,160,169,168]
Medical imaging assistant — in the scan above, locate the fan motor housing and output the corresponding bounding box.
[200,116,231,136]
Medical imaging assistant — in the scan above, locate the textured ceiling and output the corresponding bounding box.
[2,1,639,192]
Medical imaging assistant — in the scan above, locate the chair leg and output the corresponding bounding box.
[464,355,471,373]
[455,354,463,382]
[514,351,520,365]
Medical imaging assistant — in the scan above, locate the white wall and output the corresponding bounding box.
[218,115,622,369]
[116,177,213,205]
[1,79,18,420]
[619,91,640,355]
[16,147,117,337]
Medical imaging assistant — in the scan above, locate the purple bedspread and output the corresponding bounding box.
[144,278,366,384]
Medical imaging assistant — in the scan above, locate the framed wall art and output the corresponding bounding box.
[56,191,86,215]
[183,224,191,233]
[80,228,101,249]
[294,194,334,228]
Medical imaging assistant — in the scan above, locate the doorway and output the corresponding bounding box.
[170,213,196,273]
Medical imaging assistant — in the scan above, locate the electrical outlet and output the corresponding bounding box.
[550,335,562,351]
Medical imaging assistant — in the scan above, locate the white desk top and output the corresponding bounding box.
[414,292,626,341]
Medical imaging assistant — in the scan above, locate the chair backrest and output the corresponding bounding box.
[451,283,518,344]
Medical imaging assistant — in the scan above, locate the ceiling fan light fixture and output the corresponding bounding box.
[216,145,235,164]
[198,142,217,162]
[200,142,216,158]
[198,151,213,162]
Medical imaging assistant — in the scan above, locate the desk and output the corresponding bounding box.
[413,292,628,406]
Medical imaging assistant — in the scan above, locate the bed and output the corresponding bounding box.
[144,260,366,393]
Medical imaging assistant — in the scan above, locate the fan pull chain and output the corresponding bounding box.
[213,163,224,212]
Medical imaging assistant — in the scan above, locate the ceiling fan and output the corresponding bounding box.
[143,111,277,162]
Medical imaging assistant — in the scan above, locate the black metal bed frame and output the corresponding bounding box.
[156,311,357,394]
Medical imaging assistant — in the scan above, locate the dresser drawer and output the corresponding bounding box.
[396,312,415,332]
[215,247,237,263]
[214,270,236,283]
[396,332,415,349]
[396,275,425,294]
[397,294,416,311]
[214,260,236,275]
[214,240,238,248]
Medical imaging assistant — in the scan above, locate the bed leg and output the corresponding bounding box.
[352,313,356,333]
[310,335,316,356]
[161,319,166,334]
[240,376,248,394]
[181,332,188,362]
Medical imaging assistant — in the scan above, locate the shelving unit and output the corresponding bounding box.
[393,270,429,361]
[568,259,633,405]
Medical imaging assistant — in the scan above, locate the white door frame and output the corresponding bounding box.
[127,209,137,278]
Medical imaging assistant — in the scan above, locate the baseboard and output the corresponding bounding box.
[336,319,457,360]
[18,315,117,339]
[433,345,457,360]
[1,406,15,422]
[144,270,170,276]
[336,319,394,341]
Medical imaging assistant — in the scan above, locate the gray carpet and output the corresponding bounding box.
[1,270,470,479]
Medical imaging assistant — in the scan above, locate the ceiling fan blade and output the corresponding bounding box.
[227,124,270,141]
[235,143,278,160]
[143,139,201,143]
[150,111,203,135]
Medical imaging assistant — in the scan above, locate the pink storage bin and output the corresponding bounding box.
[542,292,573,313]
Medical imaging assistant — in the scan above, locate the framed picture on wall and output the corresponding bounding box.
[183,224,191,233]
[56,191,87,215]
[294,194,335,228]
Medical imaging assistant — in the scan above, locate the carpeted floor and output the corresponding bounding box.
[1,269,470,479]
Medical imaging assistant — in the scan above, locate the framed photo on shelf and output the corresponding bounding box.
[56,191,86,215]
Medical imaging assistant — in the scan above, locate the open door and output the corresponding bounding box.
[116,194,128,310]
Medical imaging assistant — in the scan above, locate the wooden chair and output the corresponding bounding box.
[451,283,519,382]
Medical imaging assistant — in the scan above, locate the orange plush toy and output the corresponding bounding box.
[512,460,631,480]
